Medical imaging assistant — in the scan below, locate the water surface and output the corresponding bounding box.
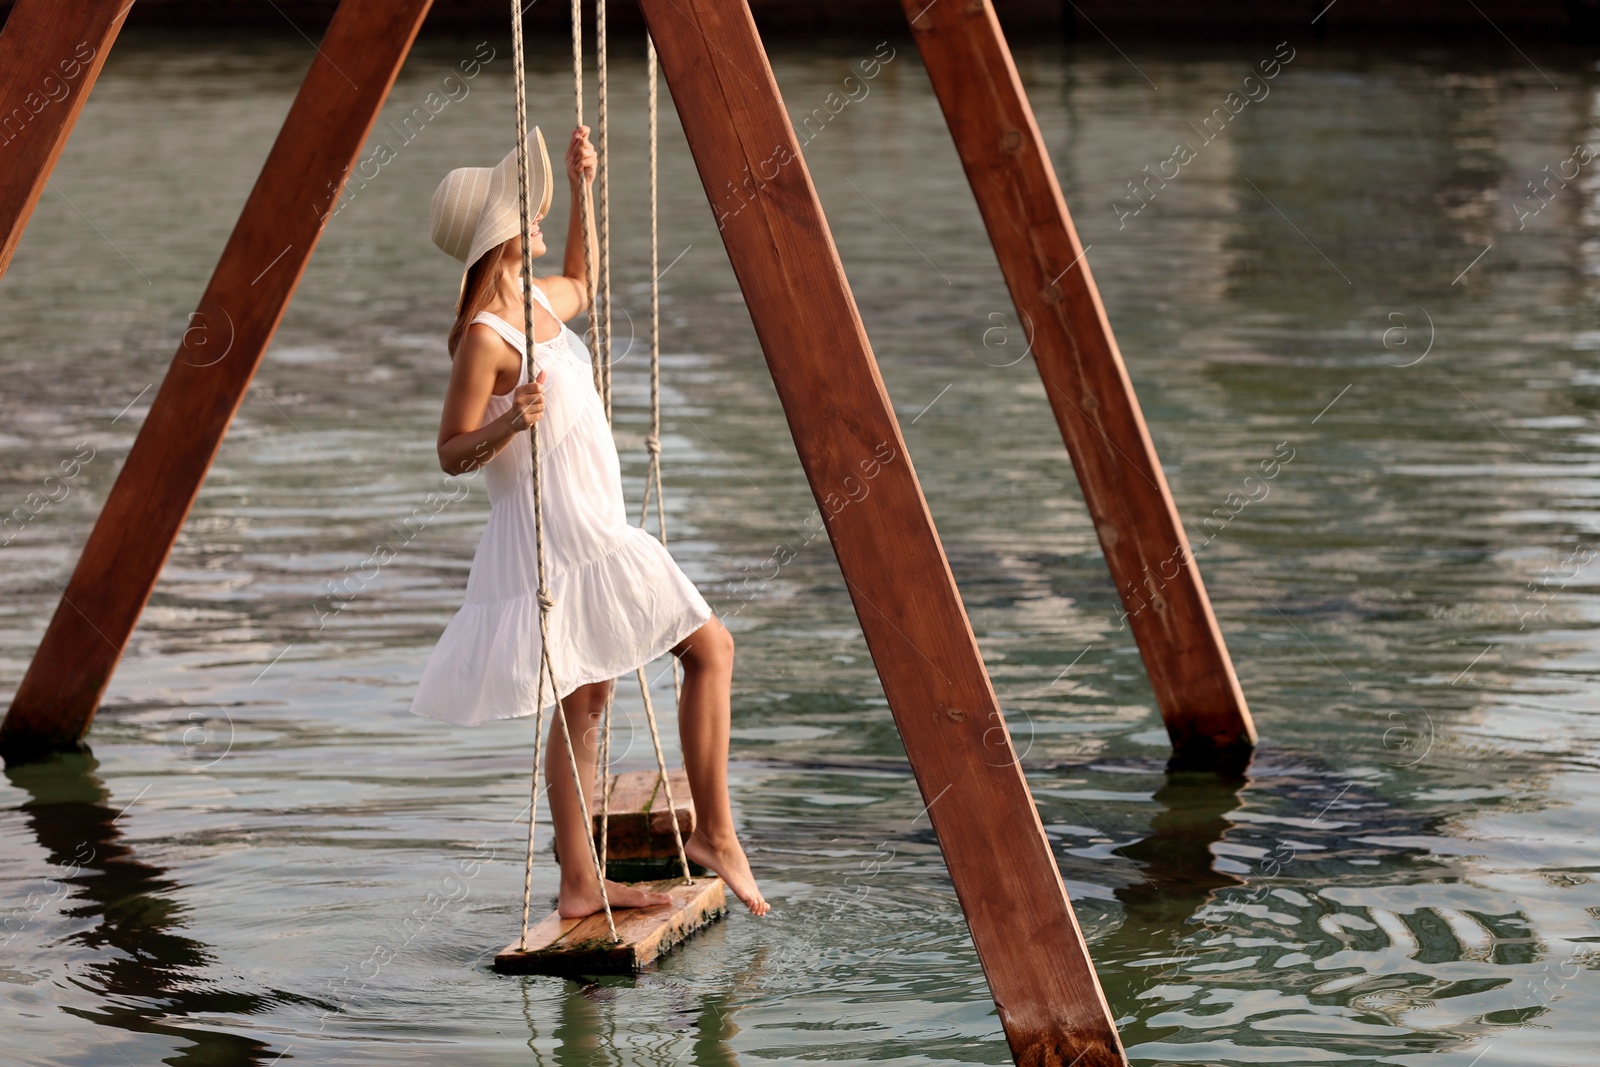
[1,28,1597,1067]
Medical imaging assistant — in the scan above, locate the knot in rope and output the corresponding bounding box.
[537,587,556,611]
[644,432,661,455]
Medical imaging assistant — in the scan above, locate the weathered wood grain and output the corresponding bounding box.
[637,1,1128,1061]
[0,0,132,278]
[902,0,1256,770]
[599,769,694,858]
[494,876,726,976]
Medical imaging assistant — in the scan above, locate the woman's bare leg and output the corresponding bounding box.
[545,679,673,918]
[672,616,769,916]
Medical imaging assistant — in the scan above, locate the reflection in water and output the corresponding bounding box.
[520,945,761,1065]
[552,981,609,1066]
[1080,760,1572,1063]
[5,752,289,1066]
[1085,765,1249,1034]
[677,942,765,1067]
[1112,768,1249,930]
[684,977,744,1067]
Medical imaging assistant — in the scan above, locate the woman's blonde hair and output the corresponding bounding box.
[447,236,516,358]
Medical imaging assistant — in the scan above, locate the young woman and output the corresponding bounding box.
[412,125,768,918]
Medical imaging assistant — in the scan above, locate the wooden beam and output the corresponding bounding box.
[901,0,1257,769]
[0,0,434,758]
[636,2,1126,1062]
[0,0,133,280]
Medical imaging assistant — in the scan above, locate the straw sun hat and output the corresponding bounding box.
[429,127,554,293]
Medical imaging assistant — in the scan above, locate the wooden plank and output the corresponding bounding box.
[555,769,704,877]
[494,876,726,976]
[0,0,132,279]
[603,768,661,823]
[644,768,694,835]
[901,0,1256,769]
[595,768,694,855]
[636,2,1126,1062]
[0,0,435,759]
[558,769,697,865]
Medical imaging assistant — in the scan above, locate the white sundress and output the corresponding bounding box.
[410,284,713,726]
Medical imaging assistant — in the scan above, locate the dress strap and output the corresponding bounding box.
[470,311,528,353]
[468,282,560,343]
[469,282,563,382]
[470,311,533,385]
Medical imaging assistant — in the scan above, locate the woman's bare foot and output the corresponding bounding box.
[557,878,673,919]
[684,829,769,916]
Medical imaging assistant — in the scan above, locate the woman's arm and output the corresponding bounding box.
[536,126,599,323]
[436,325,547,475]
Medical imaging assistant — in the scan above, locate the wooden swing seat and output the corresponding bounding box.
[493,875,726,976]
[598,768,694,855]
[551,769,708,880]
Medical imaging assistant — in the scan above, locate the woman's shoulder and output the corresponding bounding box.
[462,311,525,351]
[452,318,524,373]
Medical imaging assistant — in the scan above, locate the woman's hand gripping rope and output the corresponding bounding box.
[504,370,549,434]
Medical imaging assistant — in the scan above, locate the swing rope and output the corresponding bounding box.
[640,34,693,883]
[513,0,616,948]
[593,0,616,886]
[639,38,684,720]
[571,0,603,401]
[515,2,694,955]
[590,6,690,886]
[595,0,614,422]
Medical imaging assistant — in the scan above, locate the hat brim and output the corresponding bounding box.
[464,127,555,269]
[447,127,555,305]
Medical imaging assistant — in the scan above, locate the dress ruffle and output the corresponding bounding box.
[412,528,711,725]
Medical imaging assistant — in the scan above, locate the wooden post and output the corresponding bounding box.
[638,1,1126,1062]
[901,0,1257,768]
[0,0,435,758]
[0,0,133,280]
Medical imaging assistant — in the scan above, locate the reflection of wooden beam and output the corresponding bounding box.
[5,752,280,1059]
[1,0,435,758]
[1091,767,1250,1016]
[0,0,132,279]
[902,0,1256,768]
[637,1,1125,1062]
